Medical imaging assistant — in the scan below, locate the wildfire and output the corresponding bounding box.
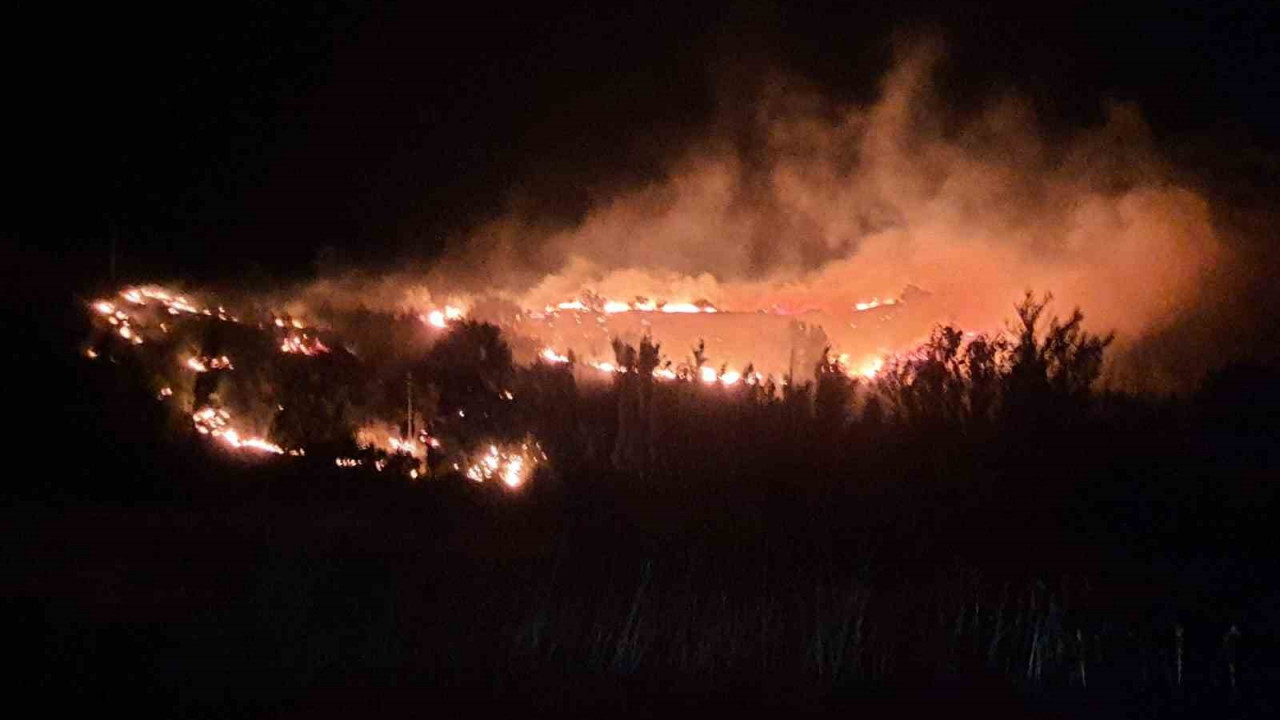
[422,305,465,328]
[837,353,885,380]
[191,406,283,454]
[540,348,571,364]
[540,297,721,315]
[186,355,233,372]
[117,285,203,316]
[389,436,430,457]
[279,335,329,355]
[83,278,925,481]
[854,297,899,312]
[463,439,545,489]
[857,357,885,379]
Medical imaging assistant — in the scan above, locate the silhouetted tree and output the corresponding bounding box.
[814,346,854,433]
[421,320,515,444]
[611,334,661,475]
[1003,292,1113,426]
[271,352,357,451]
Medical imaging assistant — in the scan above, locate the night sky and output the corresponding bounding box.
[7,1,1278,289]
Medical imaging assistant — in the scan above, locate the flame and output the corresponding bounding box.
[540,348,571,364]
[853,297,899,312]
[422,305,464,328]
[661,302,703,314]
[115,285,202,315]
[279,335,329,355]
[185,355,232,372]
[389,436,427,457]
[463,439,544,488]
[191,406,283,454]
[854,356,885,379]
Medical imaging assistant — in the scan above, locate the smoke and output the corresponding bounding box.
[299,39,1239,389]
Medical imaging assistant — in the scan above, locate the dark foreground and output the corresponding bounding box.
[7,444,1279,718]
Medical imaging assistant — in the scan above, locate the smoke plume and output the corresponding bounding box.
[296,40,1241,389]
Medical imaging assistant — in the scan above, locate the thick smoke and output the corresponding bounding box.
[301,41,1236,389]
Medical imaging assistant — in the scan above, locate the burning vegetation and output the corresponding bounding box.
[82,274,1115,490]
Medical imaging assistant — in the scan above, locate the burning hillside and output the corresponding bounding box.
[74,42,1248,472]
[80,273,948,485]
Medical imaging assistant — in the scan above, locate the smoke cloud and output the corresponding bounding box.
[294,39,1241,389]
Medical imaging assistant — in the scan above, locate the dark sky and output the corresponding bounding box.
[7,1,1279,288]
